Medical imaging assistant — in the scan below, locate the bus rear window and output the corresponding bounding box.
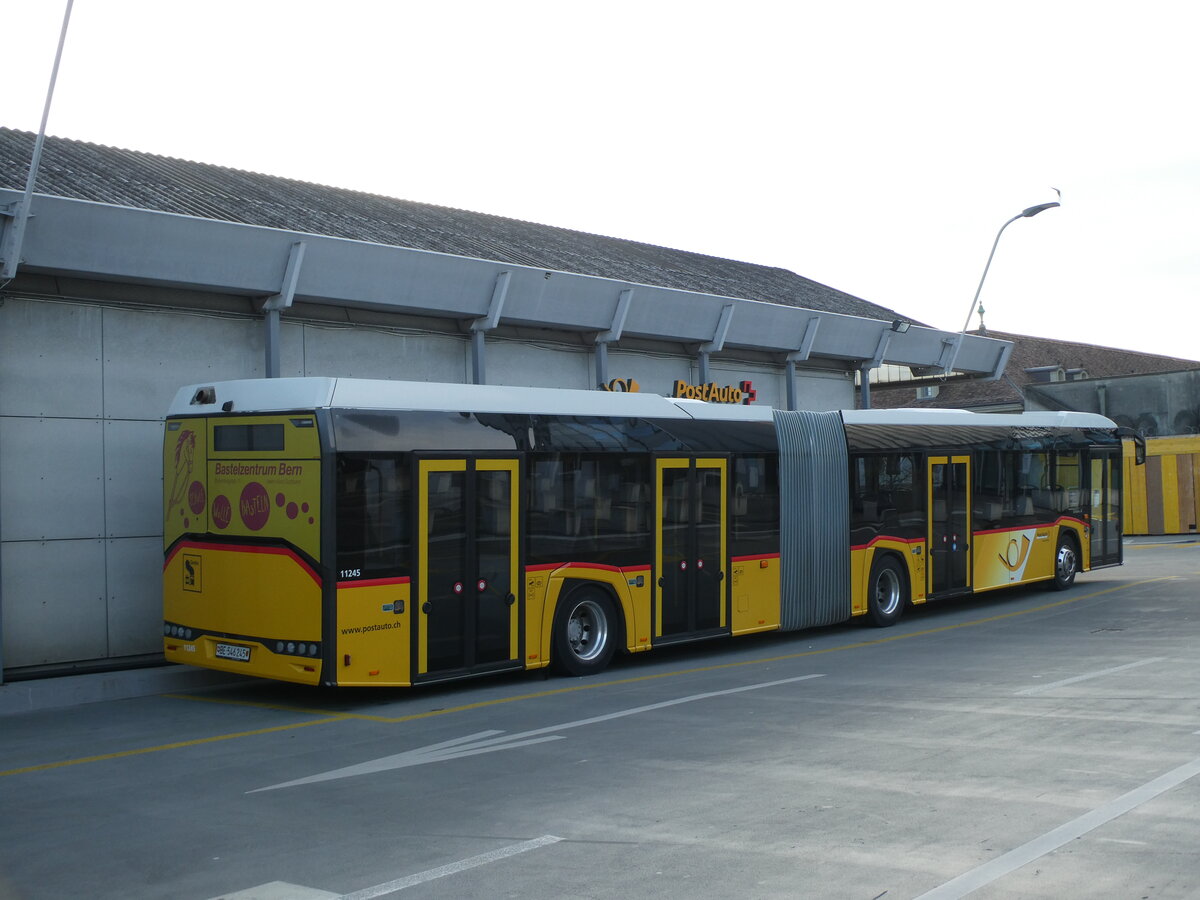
[213,423,285,452]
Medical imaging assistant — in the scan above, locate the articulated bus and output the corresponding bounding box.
[163,378,1136,686]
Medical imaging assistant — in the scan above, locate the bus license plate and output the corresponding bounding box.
[215,642,251,662]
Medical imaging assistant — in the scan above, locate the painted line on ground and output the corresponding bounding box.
[1126,540,1200,550]
[0,716,347,777]
[251,674,826,791]
[1,576,1169,779]
[337,835,561,899]
[914,755,1200,899]
[1015,657,1166,695]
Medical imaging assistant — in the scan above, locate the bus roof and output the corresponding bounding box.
[841,408,1118,431]
[168,378,1117,431]
[169,377,777,422]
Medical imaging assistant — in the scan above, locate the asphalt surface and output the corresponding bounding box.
[2,537,1198,899]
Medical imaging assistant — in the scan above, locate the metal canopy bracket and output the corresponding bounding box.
[858,326,895,410]
[940,334,963,375]
[263,241,307,378]
[470,271,510,384]
[787,316,822,364]
[697,303,735,384]
[866,327,893,370]
[594,288,634,387]
[785,317,822,411]
[986,341,1014,382]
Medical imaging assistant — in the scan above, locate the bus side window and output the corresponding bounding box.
[732,455,779,557]
[528,453,649,565]
[1020,452,1052,518]
[1054,451,1083,513]
[336,454,410,580]
[974,450,1005,526]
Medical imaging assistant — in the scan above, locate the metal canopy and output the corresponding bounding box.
[0,189,1012,378]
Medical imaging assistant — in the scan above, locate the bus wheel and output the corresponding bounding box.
[1049,535,1078,591]
[867,556,906,627]
[552,589,617,676]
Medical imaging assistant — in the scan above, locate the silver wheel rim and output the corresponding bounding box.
[566,598,608,662]
[1057,544,1076,581]
[874,567,901,616]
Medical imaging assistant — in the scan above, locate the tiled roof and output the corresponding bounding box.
[872,329,1199,409]
[0,127,911,323]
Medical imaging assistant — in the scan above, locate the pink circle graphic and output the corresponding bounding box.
[301,502,310,513]
[188,481,207,516]
[212,495,232,530]
[276,492,286,508]
[239,482,271,531]
[286,502,299,519]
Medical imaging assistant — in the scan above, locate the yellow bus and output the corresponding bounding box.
[163,378,1135,686]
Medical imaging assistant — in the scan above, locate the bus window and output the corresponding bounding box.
[1018,452,1051,519]
[336,455,411,580]
[1054,451,1083,514]
[528,453,649,566]
[732,455,779,557]
[850,453,920,547]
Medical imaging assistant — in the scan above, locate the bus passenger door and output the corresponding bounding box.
[417,457,520,678]
[928,455,971,595]
[1089,449,1123,567]
[655,457,727,641]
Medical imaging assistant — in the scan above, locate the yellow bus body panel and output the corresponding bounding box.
[163,543,322,685]
[525,564,652,668]
[851,540,928,617]
[969,519,1088,593]
[730,555,780,635]
[335,579,412,686]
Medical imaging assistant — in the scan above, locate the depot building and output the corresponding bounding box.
[0,127,1012,680]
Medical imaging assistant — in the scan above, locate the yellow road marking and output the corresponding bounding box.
[1,575,1172,777]
[0,716,346,778]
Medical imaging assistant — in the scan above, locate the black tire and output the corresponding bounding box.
[1049,533,1078,591]
[867,555,907,627]
[551,588,618,676]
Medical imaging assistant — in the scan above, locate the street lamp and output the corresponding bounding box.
[0,0,75,283]
[943,200,1060,375]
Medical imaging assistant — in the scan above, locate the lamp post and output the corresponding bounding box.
[943,201,1060,375]
[1,0,75,283]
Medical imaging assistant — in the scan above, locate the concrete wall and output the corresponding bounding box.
[0,294,855,678]
[1026,370,1200,437]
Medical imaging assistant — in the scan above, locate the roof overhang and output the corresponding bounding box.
[1,189,1012,378]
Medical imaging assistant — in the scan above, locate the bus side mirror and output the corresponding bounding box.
[1118,428,1147,466]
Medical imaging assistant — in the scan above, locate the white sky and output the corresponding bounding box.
[9,0,1199,360]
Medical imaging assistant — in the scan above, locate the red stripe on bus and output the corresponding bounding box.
[973,516,1087,537]
[337,576,411,590]
[525,562,652,574]
[164,541,322,586]
[731,553,781,562]
[850,536,925,552]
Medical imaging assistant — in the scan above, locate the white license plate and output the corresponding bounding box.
[215,642,251,662]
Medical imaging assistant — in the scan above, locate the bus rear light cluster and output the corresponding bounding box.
[164,624,194,640]
[276,641,320,658]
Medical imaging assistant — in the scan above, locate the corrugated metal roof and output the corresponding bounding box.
[0,126,912,324]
